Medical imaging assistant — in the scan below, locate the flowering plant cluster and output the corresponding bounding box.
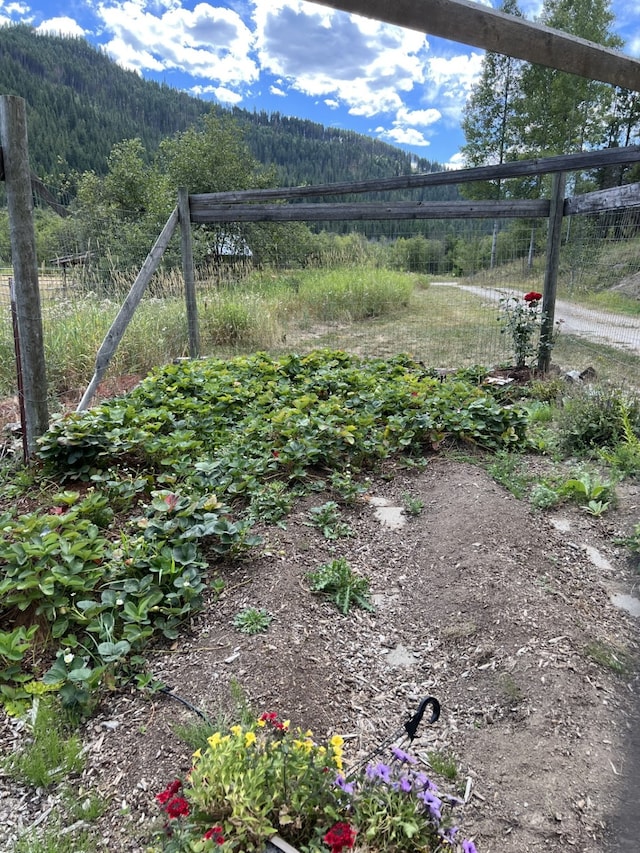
[498,290,544,368]
[153,713,478,853]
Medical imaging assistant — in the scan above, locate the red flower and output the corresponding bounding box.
[204,825,225,845]
[524,291,542,303]
[156,779,182,805]
[323,821,357,852]
[260,711,279,723]
[164,795,190,819]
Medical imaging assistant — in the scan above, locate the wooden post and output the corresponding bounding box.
[179,187,200,358]
[538,172,566,374]
[0,95,48,460]
[77,207,179,411]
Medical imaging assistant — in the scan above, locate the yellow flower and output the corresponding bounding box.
[192,748,202,761]
[293,738,314,754]
[207,732,223,748]
[245,731,257,747]
[282,719,290,730]
[257,718,266,727]
[330,734,344,749]
[230,725,243,737]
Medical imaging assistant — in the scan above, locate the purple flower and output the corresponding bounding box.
[335,774,355,795]
[462,841,478,853]
[419,789,442,821]
[414,771,437,792]
[391,745,417,764]
[441,825,459,842]
[398,775,412,793]
[366,762,391,784]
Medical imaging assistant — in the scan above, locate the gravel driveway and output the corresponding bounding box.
[432,282,640,355]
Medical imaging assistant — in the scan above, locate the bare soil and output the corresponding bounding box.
[3,454,638,853]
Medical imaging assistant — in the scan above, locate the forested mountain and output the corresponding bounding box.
[0,24,451,196]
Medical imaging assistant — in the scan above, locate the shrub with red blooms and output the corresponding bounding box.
[203,825,225,845]
[152,712,478,852]
[323,821,357,852]
[498,291,547,367]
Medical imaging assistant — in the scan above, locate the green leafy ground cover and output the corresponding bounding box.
[1,349,528,715]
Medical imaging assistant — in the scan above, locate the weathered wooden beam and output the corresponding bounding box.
[0,95,49,458]
[539,172,566,373]
[564,182,640,216]
[190,199,550,224]
[308,0,640,91]
[191,146,640,206]
[77,207,179,411]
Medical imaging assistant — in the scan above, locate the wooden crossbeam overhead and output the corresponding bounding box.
[308,0,640,91]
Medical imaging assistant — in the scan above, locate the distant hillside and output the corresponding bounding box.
[0,24,454,198]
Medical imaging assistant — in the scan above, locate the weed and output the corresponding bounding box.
[173,718,218,753]
[585,640,631,676]
[4,696,84,787]
[559,471,614,510]
[233,607,273,635]
[307,557,374,615]
[330,470,367,504]
[426,750,458,781]
[530,483,561,510]
[15,825,98,853]
[487,451,532,498]
[402,493,425,516]
[556,386,640,457]
[583,499,609,517]
[499,672,524,703]
[306,501,353,539]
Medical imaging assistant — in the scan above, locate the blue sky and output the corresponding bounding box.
[1,0,639,167]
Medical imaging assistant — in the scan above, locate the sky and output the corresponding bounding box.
[1,0,639,168]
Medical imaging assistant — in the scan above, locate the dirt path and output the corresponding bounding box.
[2,458,637,853]
[432,282,640,355]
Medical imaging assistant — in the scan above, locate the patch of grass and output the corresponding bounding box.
[233,607,273,635]
[307,557,374,615]
[426,750,458,781]
[173,718,218,752]
[3,696,84,787]
[585,640,631,676]
[487,451,533,498]
[499,672,524,703]
[15,824,98,853]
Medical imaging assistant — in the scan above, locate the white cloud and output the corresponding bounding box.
[190,83,242,103]
[36,15,86,36]
[0,0,30,26]
[379,125,430,147]
[252,0,429,118]
[96,0,259,85]
[270,85,286,97]
[425,52,484,123]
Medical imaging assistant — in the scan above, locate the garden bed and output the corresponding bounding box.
[2,456,638,851]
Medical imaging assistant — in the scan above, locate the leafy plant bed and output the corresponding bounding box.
[1,351,640,853]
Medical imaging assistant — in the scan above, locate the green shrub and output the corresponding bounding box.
[555,387,640,456]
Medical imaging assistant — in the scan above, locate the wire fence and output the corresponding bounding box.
[1,200,640,414]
